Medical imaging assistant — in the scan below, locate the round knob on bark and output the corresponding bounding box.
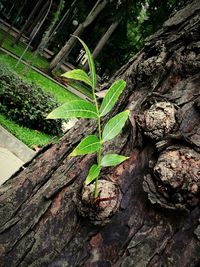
[137,102,176,140]
[79,180,121,225]
[143,146,200,210]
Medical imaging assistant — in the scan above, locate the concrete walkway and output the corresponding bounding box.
[0,147,24,184]
[0,119,78,185]
[0,126,35,185]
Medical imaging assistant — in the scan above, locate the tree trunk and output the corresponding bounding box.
[0,1,25,47]
[45,0,78,46]
[36,0,65,53]
[1,1,200,266]
[27,1,49,41]
[83,20,119,70]
[12,0,44,45]
[48,0,109,73]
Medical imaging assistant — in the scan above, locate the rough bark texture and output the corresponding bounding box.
[0,1,200,266]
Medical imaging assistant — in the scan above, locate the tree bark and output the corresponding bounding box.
[45,0,78,47]
[0,1,200,266]
[48,0,109,73]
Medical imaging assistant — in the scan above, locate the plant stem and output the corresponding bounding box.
[94,115,102,198]
[92,85,102,198]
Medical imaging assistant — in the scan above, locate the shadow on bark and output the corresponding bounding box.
[0,1,200,266]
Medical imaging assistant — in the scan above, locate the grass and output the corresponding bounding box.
[0,30,49,69]
[0,114,56,148]
[0,51,79,148]
[0,30,93,99]
[0,52,79,104]
[69,80,93,99]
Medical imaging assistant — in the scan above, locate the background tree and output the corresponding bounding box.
[12,0,44,45]
[0,0,200,266]
[47,0,109,73]
[36,0,65,53]
[0,0,188,76]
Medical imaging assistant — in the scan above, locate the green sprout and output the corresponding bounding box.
[47,37,129,199]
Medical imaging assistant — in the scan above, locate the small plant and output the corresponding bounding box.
[47,37,129,199]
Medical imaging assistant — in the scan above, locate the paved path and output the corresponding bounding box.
[0,119,78,185]
[0,126,35,185]
[0,147,24,185]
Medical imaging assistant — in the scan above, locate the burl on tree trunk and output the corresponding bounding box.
[0,1,200,266]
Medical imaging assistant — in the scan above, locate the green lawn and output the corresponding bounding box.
[0,31,93,99]
[0,31,49,69]
[0,52,80,148]
[0,114,55,148]
[0,52,79,104]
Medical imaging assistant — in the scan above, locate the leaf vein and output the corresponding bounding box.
[100,83,124,116]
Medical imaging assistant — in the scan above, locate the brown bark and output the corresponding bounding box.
[0,1,200,266]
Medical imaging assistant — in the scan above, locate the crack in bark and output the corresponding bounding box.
[1,1,200,266]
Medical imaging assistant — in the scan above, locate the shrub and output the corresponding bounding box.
[0,63,62,135]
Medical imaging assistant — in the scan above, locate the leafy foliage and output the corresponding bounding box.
[47,100,98,119]
[0,63,62,135]
[70,135,101,156]
[100,80,126,117]
[101,154,129,167]
[61,69,93,87]
[102,111,129,142]
[85,164,101,186]
[48,37,129,198]
[75,36,97,88]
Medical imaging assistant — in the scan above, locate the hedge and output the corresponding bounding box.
[0,63,62,135]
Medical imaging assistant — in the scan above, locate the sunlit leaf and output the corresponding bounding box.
[61,69,92,87]
[85,164,101,185]
[102,110,129,142]
[47,100,98,119]
[99,80,126,117]
[74,36,96,88]
[101,154,129,167]
[70,135,101,156]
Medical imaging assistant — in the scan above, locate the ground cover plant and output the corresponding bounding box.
[48,37,129,198]
[0,31,93,99]
[0,62,63,135]
[0,52,78,104]
[0,114,53,148]
[0,50,79,148]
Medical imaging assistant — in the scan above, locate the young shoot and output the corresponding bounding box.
[47,37,129,199]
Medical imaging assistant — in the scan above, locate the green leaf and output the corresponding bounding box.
[74,36,96,88]
[99,80,126,117]
[47,100,98,119]
[101,154,129,167]
[70,135,101,156]
[102,110,129,142]
[61,69,92,87]
[85,164,100,185]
